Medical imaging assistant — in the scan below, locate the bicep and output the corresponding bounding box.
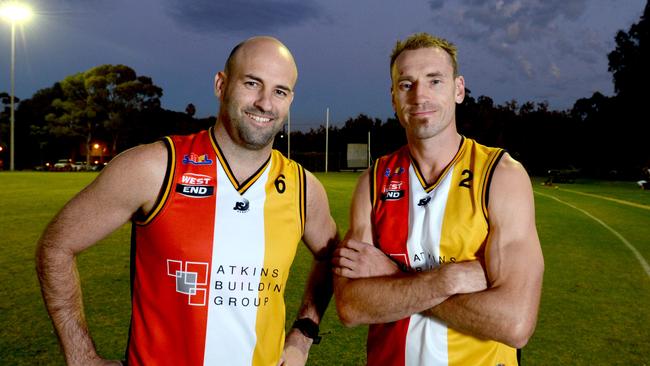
[40,143,167,254]
[302,172,338,259]
[346,169,373,243]
[333,170,373,293]
[485,154,544,290]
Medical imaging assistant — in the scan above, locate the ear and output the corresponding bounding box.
[390,85,396,112]
[215,72,227,100]
[454,75,465,104]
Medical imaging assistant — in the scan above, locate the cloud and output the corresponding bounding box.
[518,55,534,78]
[163,0,325,34]
[427,0,613,84]
[550,63,561,79]
[451,0,589,44]
[428,0,445,11]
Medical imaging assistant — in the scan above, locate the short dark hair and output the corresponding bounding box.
[390,33,459,77]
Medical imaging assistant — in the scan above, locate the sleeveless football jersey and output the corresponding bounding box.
[369,137,517,366]
[127,128,306,366]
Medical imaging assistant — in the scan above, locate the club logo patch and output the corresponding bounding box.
[233,198,250,213]
[417,196,431,206]
[182,153,213,165]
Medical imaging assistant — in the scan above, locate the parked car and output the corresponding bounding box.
[91,163,106,171]
[52,159,72,171]
[71,161,89,171]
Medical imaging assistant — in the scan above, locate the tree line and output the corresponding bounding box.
[1,2,648,178]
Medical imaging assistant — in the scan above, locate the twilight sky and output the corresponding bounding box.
[0,0,646,130]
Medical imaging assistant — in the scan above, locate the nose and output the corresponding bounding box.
[253,88,273,112]
[410,81,428,105]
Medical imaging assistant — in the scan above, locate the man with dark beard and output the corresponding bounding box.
[37,36,337,366]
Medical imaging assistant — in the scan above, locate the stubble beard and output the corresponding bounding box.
[225,103,282,151]
[402,105,455,142]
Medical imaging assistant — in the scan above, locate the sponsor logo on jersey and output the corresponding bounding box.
[233,197,250,213]
[417,196,431,206]
[182,153,213,165]
[180,173,213,185]
[381,180,404,201]
[212,264,283,308]
[167,259,209,306]
[176,173,215,198]
[176,184,214,197]
[384,166,405,178]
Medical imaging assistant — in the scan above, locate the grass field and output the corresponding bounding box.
[1,172,649,365]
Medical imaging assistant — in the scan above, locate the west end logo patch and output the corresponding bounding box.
[381,180,405,201]
[182,153,213,165]
[176,173,214,198]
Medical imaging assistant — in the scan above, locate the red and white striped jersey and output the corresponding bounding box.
[369,137,517,366]
[128,128,306,366]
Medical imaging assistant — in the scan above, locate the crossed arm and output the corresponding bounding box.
[332,154,544,348]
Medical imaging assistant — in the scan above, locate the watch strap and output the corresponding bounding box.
[291,318,321,344]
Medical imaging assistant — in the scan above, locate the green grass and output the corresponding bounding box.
[529,180,650,365]
[1,172,649,365]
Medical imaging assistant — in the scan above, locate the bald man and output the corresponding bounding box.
[37,36,338,366]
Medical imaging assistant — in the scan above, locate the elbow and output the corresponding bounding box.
[333,284,365,327]
[35,239,74,279]
[35,241,50,275]
[334,297,363,328]
[504,317,537,349]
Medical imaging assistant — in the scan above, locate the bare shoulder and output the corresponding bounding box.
[490,153,532,197]
[102,140,167,178]
[487,152,537,231]
[494,153,529,180]
[350,168,371,212]
[356,168,371,191]
[38,141,170,252]
[304,170,332,226]
[304,170,327,201]
[87,140,168,213]
[346,168,373,243]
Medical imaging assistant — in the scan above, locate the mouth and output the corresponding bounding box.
[245,111,274,124]
[406,104,436,117]
[408,110,435,117]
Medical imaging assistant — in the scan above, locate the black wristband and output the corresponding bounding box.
[292,318,321,344]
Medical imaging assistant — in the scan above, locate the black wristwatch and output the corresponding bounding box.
[292,318,321,344]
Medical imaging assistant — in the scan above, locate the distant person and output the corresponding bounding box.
[333,33,544,365]
[638,166,650,190]
[36,36,337,366]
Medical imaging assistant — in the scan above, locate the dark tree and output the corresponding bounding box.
[44,65,162,165]
[607,2,650,174]
[608,3,650,98]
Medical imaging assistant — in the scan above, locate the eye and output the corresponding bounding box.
[274,89,289,98]
[398,81,412,91]
[431,79,442,85]
[244,80,260,89]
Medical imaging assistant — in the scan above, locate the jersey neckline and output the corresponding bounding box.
[208,126,272,195]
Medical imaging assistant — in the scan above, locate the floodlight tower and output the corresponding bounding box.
[1,2,33,170]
